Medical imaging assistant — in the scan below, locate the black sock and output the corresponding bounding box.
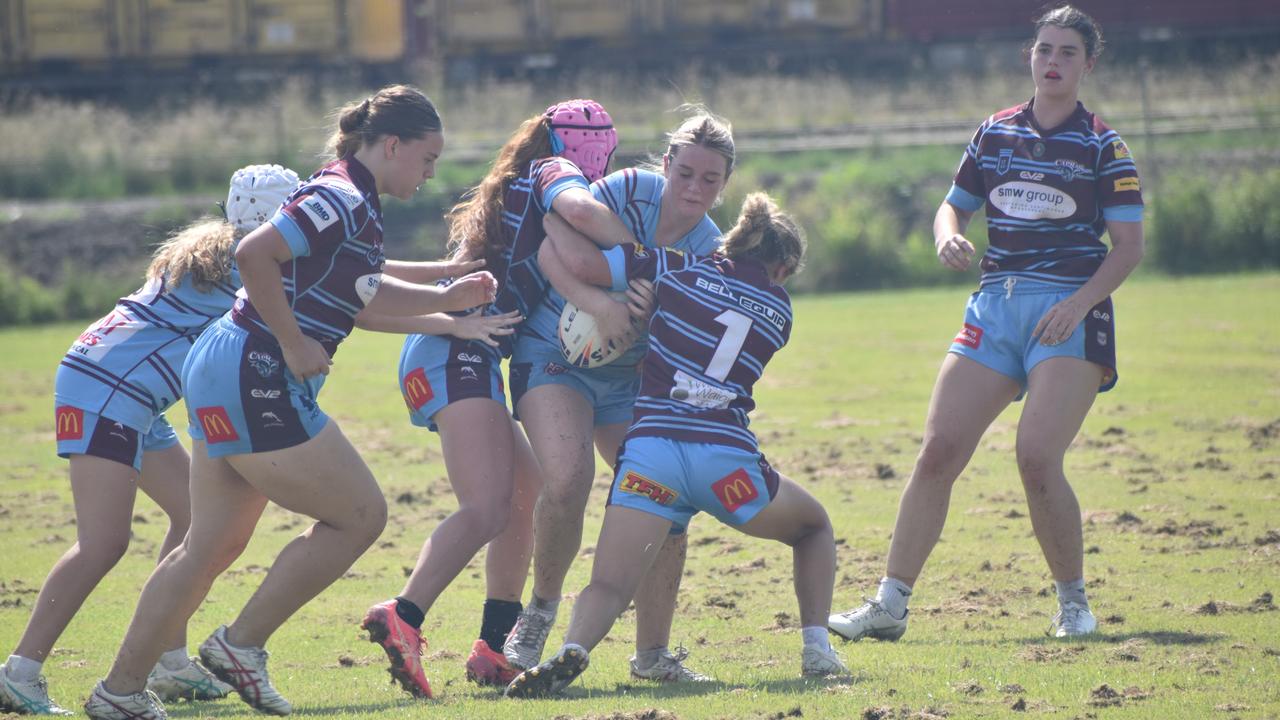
[479,599,523,653]
[394,596,425,629]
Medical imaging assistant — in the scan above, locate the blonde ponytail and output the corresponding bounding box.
[146,218,238,293]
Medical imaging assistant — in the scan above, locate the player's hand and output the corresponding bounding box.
[281,335,332,379]
[440,257,486,278]
[936,233,975,271]
[593,297,638,351]
[441,271,497,312]
[1033,295,1089,347]
[452,310,521,347]
[624,278,657,329]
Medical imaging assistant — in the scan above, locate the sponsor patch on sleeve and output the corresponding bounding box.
[299,195,338,232]
[1112,140,1131,159]
[1113,177,1140,193]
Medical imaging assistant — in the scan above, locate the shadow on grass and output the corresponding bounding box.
[457,675,854,704]
[1021,629,1226,646]
[166,700,407,717]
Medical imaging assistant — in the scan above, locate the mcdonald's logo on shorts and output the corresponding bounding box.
[55,406,84,440]
[712,468,758,513]
[196,406,239,443]
[620,470,678,506]
[402,367,434,410]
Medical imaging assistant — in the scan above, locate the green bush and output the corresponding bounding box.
[1149,169,1280,275]
[0,270,61,325]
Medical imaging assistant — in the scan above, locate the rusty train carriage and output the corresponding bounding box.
[2,0,1278,83]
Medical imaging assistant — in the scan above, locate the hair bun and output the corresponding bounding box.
[738,192,777,235]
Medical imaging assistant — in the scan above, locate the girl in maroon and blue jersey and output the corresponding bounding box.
[86,86,495,720]
[364,99,635,698]
[502,113,736,684]
[831,6,1145,644]
[505,193,846,699]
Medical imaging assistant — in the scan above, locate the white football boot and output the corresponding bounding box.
[1051,601,1097,637]
[828,599,908,642]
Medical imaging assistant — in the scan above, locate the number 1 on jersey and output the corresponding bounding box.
[706,309,751,382]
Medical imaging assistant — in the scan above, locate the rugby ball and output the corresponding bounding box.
[559,292,634,369]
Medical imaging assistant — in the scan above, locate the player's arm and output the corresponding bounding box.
[353,308,519,347]
[1032,219,1144,346]
[543,212,612,286]
[362,273,497,317]
[549,186,637,249]
[235,223,331,378]
[382,258,485,283]
[539,227,637,346]
[934,200,977,272]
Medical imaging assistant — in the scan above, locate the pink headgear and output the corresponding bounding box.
[544,99,617,182]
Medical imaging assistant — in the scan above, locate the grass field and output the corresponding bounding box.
[2,274,1278,719]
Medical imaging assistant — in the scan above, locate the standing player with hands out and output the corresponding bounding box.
[83,85,494,720]
[830,5,1144,643]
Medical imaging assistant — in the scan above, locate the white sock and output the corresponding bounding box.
[801,626,831,651]
[1055,578,1088,608]
[159,647,189,671]
[5,655,42,683]
[632,647,665,669]
[530,593,559,617]
[875,576,912,619]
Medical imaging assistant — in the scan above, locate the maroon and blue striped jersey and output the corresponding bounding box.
[603,244,792,452]
[489,156,592,356]
[232,156,384,356]
[946,100,1143,289]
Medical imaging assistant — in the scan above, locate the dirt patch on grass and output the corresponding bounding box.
[1244,418,1280,448]
[1017,644,1086,663]
[1194,592,1275,615]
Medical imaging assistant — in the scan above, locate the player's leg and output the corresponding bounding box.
[397,398,516,613]
[368,397,516,698]
[468,419,541,686]
[95,442,266,704]
[831,353,1018,642]
[133,440,233,702]
[222,420,386,647]
[735,474,844,676]
[506,506,671,699]
[506,384,596,669]
[1018,356,1103,637]
[594,421,700,682]
[3,455,138,716]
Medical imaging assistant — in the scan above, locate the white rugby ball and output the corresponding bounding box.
[559,292,634,369]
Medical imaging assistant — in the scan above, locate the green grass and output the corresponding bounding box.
[2,274,1279,719]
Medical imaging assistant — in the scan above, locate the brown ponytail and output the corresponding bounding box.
[722,193,806,278]
[326,85,442,159]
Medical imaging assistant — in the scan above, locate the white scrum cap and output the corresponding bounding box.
[226,164,300,231]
